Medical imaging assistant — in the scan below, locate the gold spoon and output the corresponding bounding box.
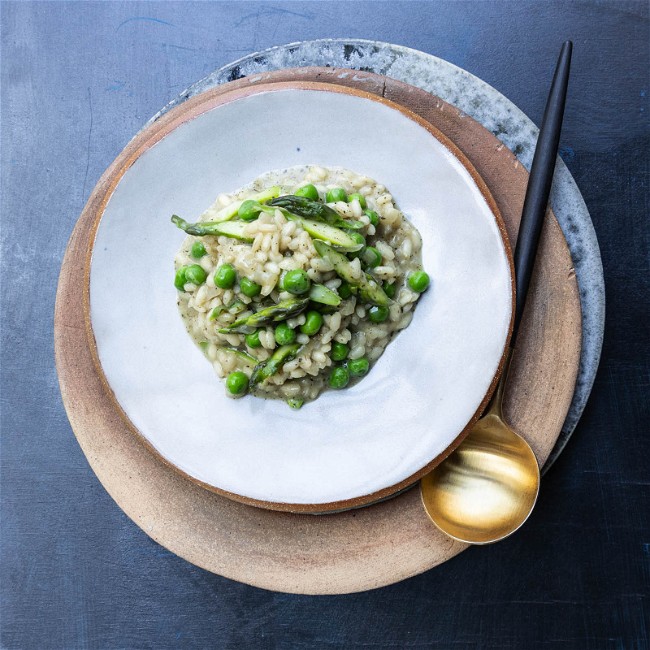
[421,41,573,544]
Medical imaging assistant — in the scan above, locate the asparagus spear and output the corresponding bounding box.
[286,215,363,252]
[202,186,281,223]
[250,343,301,387]
[197,342,257,368]
[171,215,253,242]
[217,347,258,367]
[234,199,362,251]
[268,195,340,224]
[269,195,365,230]
[313,240,391,307]
[219,297,309,334]
[208,299,247,321]
[308,283,342,306]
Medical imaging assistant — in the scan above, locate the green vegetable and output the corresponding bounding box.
[326,187,347,203]
[340,219,365,230]
[408,271,430,293]
[220,297,309,334]
[295,184,320,201]
[358,275,392,306]
[184,264,207,285]
[364,209,380,227]
[238,199,263,222]
[329,366,350,389]
[313,240,391,306]
[240,277,262,297]
[282,269,311,295]
[226,371,249,396]
[286,397,305,409]
[218,347,258,366]
[198,341,209,354]
[214,263,237,289]
[308,283,341,306]
[268,194,364,232]
[300,310,323,336]
[208,299,246,321]
[347,357,370,377]
[312,303,338,315]
[338,282,352,300]
[245,330,262,348]
[268,194,340,224]
[208,306,225,320]
[174,266,188,290]
[250,343,301,387]
[361,246,382,268]
[207,186,281,223]
[314,239,361,283]
[228,300,246,315]
[274,322,297,345]
[346,231,366,247]
[383,282,397,299]
[331,342,349,361]
[285,215,363,252]
[172,215,253,243]
[347,193,367,209]
[190,241,207,258]
[368,305,389,323]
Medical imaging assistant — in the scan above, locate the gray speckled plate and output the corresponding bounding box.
[150,39,604,472]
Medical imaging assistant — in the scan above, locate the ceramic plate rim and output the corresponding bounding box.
[83,80,515,513]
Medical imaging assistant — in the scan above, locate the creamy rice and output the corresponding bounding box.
[173,165,426,406]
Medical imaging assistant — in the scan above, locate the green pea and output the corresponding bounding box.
[383,282,397,299]
[190,241,207,258]
[347,193,367,209]
[364,209,379,227]
[274,323,296,345]
[326,187,347,203]
[226,371,248,396]
[329,366,350,389]
[240,277,261,297]
[408,271,430,293]
[368,305,389,323]
[300,310,323,336]
[214,263,236,289]
[295,184,319,201]
[238,199,261,222]
[331,342,349,361]
[245,330,262,348]
[184,264,207,285]
[338,282,352,300]
[287,397,304,409]
[362,246,382,268]
[174,266,188,290]
[282,269,311,295]
[348,357,370,377]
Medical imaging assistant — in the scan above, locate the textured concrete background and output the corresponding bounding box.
[2,2,648,648]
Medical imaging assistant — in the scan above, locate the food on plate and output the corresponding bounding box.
[172,165,429,407]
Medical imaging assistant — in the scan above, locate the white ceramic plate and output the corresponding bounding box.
[88,83,513,511]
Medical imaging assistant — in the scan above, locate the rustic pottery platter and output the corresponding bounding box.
[56,65,582,593]
[87,83,514,511]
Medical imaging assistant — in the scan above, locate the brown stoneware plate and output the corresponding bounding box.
[55,68,581,592]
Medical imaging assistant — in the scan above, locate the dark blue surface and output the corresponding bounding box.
[1,2,648,648]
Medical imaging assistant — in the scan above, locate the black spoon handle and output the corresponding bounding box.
[512,41,573,342]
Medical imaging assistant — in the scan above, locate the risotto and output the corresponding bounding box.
[172,165,430,408]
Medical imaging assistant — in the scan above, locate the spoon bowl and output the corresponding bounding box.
[421,354,540,544]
